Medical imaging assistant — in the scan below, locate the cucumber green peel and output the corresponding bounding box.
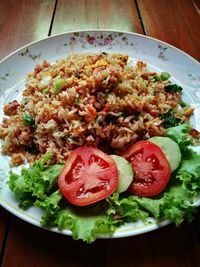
[149,136,181,172]
[110,155,134,193]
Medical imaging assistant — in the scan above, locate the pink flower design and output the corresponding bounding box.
[87,36,96,44]
[104,37,111,45]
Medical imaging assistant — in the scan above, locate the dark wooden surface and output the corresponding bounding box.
[51,0,143,34]
[0,1,200,266]
[0,0,55,60]
[137,0,200,61]
[2,217,200,267]
[0,208,9,257]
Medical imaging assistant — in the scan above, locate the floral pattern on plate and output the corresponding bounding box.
[0,30,200,239]
[18,48,42,61]
[62,32,136,49]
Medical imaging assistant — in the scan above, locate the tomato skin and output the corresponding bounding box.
[58,147,118,206]
[122,141,171,197]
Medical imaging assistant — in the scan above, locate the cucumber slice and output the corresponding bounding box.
[149,136,181,172]
[110,155,134,193]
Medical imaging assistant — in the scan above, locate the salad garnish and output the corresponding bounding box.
[8,123,200,243]
[1,53,199,243]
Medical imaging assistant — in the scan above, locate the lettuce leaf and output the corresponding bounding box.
[166,123,193,152]
[8,153,63,209]
[36,191,118,243]
[107,125,200,227]
[7,124,200,243]
[107,193,149,222]
[107,173,198,227]
[56,204,117,243]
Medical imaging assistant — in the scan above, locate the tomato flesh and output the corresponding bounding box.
[122,141,171,197]
[58,147,118,206]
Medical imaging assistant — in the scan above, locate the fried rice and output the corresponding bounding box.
[0,53,193,166]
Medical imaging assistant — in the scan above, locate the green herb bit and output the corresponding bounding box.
[160,72,170,81]
[165,84,183,93]
[161,110,181,128]
[179,100,189,108]
[152,75,161,82]
[22,112,34,126]
[105,114,117,123]
[75,98,81,105]
[25,145,39,154]
[104,90,110,97]
[73,72,80,78]
[43,88,49,94]
[120,112,127,117]
[54,79,65,93]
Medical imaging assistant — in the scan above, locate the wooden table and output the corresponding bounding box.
[0,1,200,266]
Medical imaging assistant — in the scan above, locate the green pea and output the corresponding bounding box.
[43,88,49,94]
[22,113,34,126]
[54,79,65,93]
[161,72,170,81]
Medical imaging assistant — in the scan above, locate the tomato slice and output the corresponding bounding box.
[58,147,118,206]
[121,141,171,197]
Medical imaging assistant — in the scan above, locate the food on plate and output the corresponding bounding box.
[121,140,171,197]
[110,154,133,193]
[58,147,118,206]
[8,124,200,243]
[149,136,181,171]
[1,53,200,243]
[0,53,193,166]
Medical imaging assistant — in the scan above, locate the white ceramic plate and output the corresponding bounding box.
[0,30,200,239]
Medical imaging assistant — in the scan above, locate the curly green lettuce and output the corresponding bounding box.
[8,124,200,243]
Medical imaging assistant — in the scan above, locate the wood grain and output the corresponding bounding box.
[2,217,200,267]
[2,216,106,267]
[194,208,200,242]
[105,223,200,267]
[0,0,55,262]
[1,1,200,266]
[0,208,9,256]
[0,0,56,60]
[137,0,200,61]
[51,0,98,34]
[51,0,144,35]
[97,0,143,33]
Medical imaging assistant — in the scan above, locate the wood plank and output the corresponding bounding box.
[0,0,55,263]
[193,207,200,242]
[137,0,200,60]
[51,0,144,35]
[96,0,143,33]
[2,216,200,267]
[2,216,106,267]
[51,0,98,34]
[105,223,200,267]
[0,207,9,256]
[1,1,200,267]
[0,0,56,60]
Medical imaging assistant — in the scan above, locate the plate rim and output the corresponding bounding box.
[0,29,199,66]
[0,28,200,240]
[0,195,170,239]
